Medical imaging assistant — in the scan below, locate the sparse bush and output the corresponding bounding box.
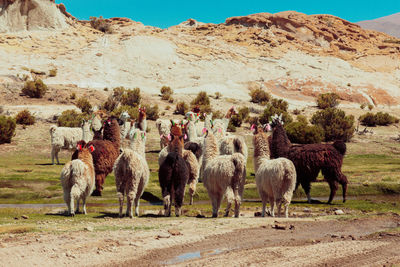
[89,16,113,33]
[121,88,141,107]
[70,92,76,100]
[49,68,57,77]
[215,92,222,99]
[293,109,301,115]
[175,101,189,115]
[285,115,324,144]
[368,104,374,111]
[15,110,35,125]
[212,110,223,120]
[316,93,340,109]
[76,98,92,114]
[230,107,250,128]
[360,103,366,110]
[249,88,270,104]
[0,115,16,144]
[160,86,173,101]
[103,87,108,92]
[21,79,47,98]
[144,104,159,120]
[259,98,292,125]
[246,116,259,126]
[57,110,87,127]
[227,120,236,132]
[165,105,171,110]
[311,108,354,142]
[111,105,138,120]
[359,112,399,127]
[191,91,210,107]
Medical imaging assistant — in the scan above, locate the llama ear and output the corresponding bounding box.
[202,127,207,134]
[184,134,187,140]
[265,124,271,132]
[168,134,172,141]
[250,124,257,134]
[170,120,175,126]
[89,145,95,153]
[141,132,146,139]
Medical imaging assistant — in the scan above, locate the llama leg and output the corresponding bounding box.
[269,197,275,217]
[327,180,339,204]
[258,189,268,217]
[301,180,312,203]
[69,193,75,217]
[276,198,282,217]
[134,194,140,217]
[224,187,234,217]
[189,180,197,205]
[117,192,124,218]
[341,177,348,203]
[64,191,71,216]
[82,197,87,215]
[51,146,55,165]
[52,146,60,165]
[233,188,241,218]
[92,173,104,196]
[163,194,171,217]
[126,192,133,218]
[211,192,224,218]
[75,198,80,214]
[284,202,289,218]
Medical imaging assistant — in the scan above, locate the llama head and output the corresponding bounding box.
[250,124,259,134]
[119,111,130,121]
[76,140,87,151]
[269,114,284,128]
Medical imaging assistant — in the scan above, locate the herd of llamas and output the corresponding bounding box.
[55,106,348,218]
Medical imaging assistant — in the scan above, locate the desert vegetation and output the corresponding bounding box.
[21,79,47,98]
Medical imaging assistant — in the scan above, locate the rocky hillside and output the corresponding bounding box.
[0,3,399,109]
[357,13,400,38]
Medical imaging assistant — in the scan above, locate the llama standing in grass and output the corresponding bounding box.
[119,111,132,140]
[73,117,121,196]
[60,141,95,216]
[114,128,149,218]
[158,122,199,205]
[202,129,246,218]
[158,124,190,216]
[269,116,348,204]
[252,125,296,218]
[50,120,93,165]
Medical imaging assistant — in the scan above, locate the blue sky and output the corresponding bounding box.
[58,0,400,28]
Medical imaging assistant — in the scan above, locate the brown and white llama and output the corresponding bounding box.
[60,141,95,216]
[252,125,296,217]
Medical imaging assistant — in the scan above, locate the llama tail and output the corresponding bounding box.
[231,153,246,186]
[233,137,246,157]
[333,140,346,155]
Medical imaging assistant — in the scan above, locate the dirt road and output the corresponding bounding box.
[1,212,399,267]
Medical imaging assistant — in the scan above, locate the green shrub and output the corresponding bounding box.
[191,91,210,107]
[368,104,374,111]
[165,105,171,110]
[111,105,138,120]
[89,16,113,33]
[121,88,141,107]
[311,108,354,141]
[70,92,76,100]
[246,116,259,126]
[285,115,324,144]
[21,79,47,98]
[76,98,92,114]
[212,110,224,120]
[144,104,159,120]
[57,110,87,127]
[49,68,57,77]
[160,86,173,101]
[227,120,236,132]
[230,107,250,127]
[215,92,222,99]
[293,109,301,115]
[0,115,16,144]
[360,103,366,110]
[15,110,35,125]
[259,98,292,125]
[175,101,189,115]
[316,93,340,109]
[249,88,270,104]
[359,112,399,127]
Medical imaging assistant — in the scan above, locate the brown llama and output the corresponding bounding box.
[72,117,121,196]
[158,123,190,216]
[269,118,348,204]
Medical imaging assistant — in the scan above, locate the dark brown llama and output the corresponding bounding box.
[72,117,121,196]
[269,119,348,204]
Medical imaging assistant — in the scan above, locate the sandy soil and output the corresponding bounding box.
[0,213,399,267]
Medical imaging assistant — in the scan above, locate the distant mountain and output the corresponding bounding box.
[357,13,400,38]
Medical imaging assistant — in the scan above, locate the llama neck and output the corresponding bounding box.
[253,133,271,173]
[82,124,93,143]
[77,149,93,167]
[203,132,219,164]
[130,140,146,159]
[187,121,197,141]
[271,123,291,158]
[103,121,121,149]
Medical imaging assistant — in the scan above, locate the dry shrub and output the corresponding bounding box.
[21,79,47,98]
[0,115,16,144]
[15,110,35,125]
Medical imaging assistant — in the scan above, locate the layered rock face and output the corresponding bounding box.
[0,0,68,32]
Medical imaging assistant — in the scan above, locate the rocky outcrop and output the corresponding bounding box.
[0,0,69,32]
[357,13,400,38]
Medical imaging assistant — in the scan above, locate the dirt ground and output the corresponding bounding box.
[0,212,399,267]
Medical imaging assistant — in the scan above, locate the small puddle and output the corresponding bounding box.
[165,249,223,264]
